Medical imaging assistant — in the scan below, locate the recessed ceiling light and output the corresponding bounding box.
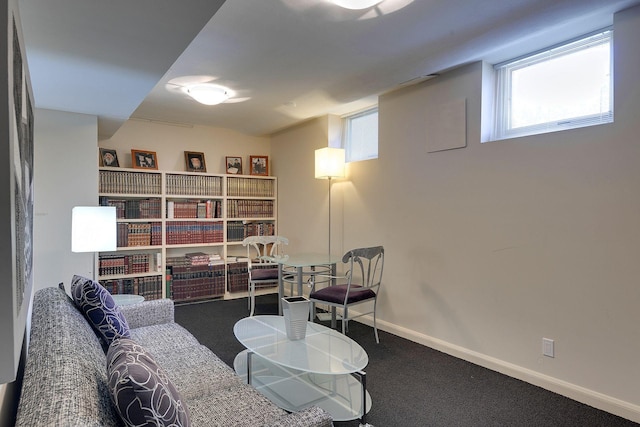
[332,0,383,10]
[185,83,230,105]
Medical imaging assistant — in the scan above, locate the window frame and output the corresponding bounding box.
[493,28,613,141]
[342,106,379,162]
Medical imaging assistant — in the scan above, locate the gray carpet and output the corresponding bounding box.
[174,294,638,427]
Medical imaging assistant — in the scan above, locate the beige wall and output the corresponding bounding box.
[272,5,640,422]
[271,116,344,255]
[100,119,270,174]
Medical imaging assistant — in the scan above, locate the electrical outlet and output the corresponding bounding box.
[542,338,554,358]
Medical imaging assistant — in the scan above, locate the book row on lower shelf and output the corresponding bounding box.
[100,276,163,301]
[99,255,278,303]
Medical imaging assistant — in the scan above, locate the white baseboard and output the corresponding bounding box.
[351,313,640,424]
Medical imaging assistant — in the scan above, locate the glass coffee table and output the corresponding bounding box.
[233,315,372,423]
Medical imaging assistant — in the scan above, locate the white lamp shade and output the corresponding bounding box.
[71,206,117,252]
[315,147,345,179]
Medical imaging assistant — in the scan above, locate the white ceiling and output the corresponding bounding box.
[18,0,640,139]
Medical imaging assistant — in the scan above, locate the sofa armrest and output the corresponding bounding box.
[119,298,174,329]
[261,406,333,427]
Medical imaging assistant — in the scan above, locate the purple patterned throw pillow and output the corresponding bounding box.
[107,338,190,427]
[71,275,130,345]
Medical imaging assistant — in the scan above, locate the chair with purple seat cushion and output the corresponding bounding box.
[242,235,289,316]
[309,246,384,343]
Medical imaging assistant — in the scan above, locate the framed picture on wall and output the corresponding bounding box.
[226,156,242,174]
[250,155,268,176]
[99,148,119,167]
[131,149,158,170]
[184,151,207,172]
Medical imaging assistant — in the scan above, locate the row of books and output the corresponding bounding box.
[117,222,162,247]
[168,263,226,280]
[227,199,274,218]
[169,279,226,302]
[227,177,275,198]
[166,174,222,197]
[99,170,162,195]
[166,259,226,301]
[100,276,163,300]
[165,221,224,245]
[100,197,162,219]
[98,253,154,276]
[166,200,221,219]
[227,221,275,242]
[227,262,249,292]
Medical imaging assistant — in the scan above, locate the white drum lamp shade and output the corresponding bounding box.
[71,206,117,253]
[315,147,345,179]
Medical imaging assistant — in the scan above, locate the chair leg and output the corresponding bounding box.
[373,301,379,343]
[249,283,255,316]
[342,307,348,335]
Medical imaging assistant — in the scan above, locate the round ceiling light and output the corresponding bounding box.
[332,0,383,9]
[185,83,230,105]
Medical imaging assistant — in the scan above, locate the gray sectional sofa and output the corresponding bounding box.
[15,286,333,426]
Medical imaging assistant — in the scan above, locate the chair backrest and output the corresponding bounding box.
[242,235,289,264]
[343,246,384,292]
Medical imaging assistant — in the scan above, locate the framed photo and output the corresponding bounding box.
[184,151,207,172]
[250,156,269,176]
[225,156,242,174]
[131,149,158,170]
[99,148,119,167]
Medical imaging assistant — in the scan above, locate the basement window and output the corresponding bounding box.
[344,107,378,162]
[494,29,613,140]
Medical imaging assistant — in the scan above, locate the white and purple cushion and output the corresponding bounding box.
[107,338,190,427]
[71,275,130,345]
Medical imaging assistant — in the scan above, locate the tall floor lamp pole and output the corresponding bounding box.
[315,147,345,257]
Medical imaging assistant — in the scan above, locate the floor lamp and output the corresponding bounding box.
[315,147,345,256]
[71,206,117,281]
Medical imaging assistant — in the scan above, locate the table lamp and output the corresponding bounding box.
[71,206,117,280]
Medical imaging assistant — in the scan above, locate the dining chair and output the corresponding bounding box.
[242,235,288,316]
[308,246,384,343]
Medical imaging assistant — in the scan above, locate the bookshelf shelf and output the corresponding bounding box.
[98,167,277,303]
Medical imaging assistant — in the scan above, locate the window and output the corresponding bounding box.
[494,29,612,140]
[343,107,378,162]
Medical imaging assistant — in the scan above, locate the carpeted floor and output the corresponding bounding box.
[174,294,638,427]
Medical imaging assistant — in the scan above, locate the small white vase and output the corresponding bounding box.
[282,296,310,340]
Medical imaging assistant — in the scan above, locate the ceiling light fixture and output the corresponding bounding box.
[332,0,383,10]
[185,83,230,105]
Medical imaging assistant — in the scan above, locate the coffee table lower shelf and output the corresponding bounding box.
[234,350,371,422]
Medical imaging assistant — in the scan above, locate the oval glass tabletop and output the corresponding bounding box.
[234,315,368,374]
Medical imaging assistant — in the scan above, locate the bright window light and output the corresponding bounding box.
[344,107,378,162]
[494,29,613,140]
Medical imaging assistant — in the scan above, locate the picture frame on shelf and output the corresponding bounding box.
[99,148,119,167]
[226,156,242,174]
[184,151,207,172]
[250,155,269,176]
[131,149,158,170]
